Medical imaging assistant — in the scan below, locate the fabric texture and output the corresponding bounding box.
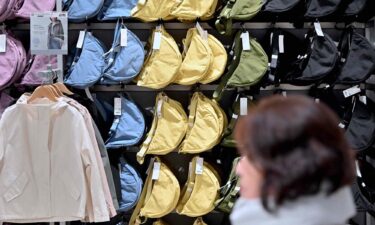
[0,96,109,222]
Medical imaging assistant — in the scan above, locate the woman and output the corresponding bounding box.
[231,95,356,225]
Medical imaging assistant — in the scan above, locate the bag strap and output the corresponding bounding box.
[177,157,198,211]
[136,94,164,164]
[129,158,158,225]
[213,32,243,101]
[178,93,199,152]
[215,0,236,35]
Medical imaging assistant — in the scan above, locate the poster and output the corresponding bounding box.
[30,11,68,55]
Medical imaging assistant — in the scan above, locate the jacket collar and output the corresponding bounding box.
[230,186,356,225]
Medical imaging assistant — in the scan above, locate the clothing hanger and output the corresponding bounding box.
[46,85,61,97]
[27,86,58,103]
[49,84,64,96]
[53,82,74,95]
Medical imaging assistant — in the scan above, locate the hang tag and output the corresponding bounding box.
[360,96,367,105]
[157,99,163,118]
[195,157,204,175]
[152,31,162,50]
[76,31,86,49]
[240,98,248,116]
[241,32,251,51]
[0,34,6,53]
[152,162,161,180]
[278,35,284,53]
[232,113,238,119]
[338,122,346,129]
[120,28,128,47]
[282,91,287,97]
[343,86,361,98]
[114,97,122,116]
[314,22,324,37]
[270,55,278,69]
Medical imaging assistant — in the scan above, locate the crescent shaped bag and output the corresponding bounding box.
[100,20,145,84]
[64,31,107,89]
[285,29,339,85]
[199,33,228,84]
[136,25,182,89]
[21,55,58,86]
[215,0,263,35]
[129,157,180,225]
[179,92,227,154]
[176,157,221,217]
[170,0,217,21]
[334,27,375,85]
[131,0,180,22]
[137,93,188,164]
[14,0,55,19]
[213,31,268,101]
[117,156,143,212]
[174,28,213,85]
[305,0,342,18]
[97,0,138,21]
[102,94,146,149]
[63,0,104,22]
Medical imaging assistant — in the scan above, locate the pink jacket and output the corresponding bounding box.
[0,97,110,222]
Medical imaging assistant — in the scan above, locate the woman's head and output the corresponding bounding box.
[234,95,355,211]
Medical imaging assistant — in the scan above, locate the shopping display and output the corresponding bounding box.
[0,0,373,224]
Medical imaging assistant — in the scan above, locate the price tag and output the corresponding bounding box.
[152,162,161,180]
[196,22,208,40]
[343,86,361,98]
[114,97,122,116]
[76,31,86,49]
[0,34,6,53]
[338,122,345,129]
[240,98,248,116]
[241,31,251,51]
[270,55,278,69]
[314,22,324,37]
[152,31,162,50]
[360,96,367,105]
[195,157,204,175]
[232,113,238,119]
[120,28,128,47]
[279,35,284,53]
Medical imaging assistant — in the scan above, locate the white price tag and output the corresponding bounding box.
[196,22,207,40]
[232,113,238,119]
[241,32,251,51]
[0,34,6,53]
[314,22,325,37]
[360,96,367,105]
[343,86,361,98]
[120,28,128,47]
[240,98,248,116]
[279,35,284,53]
[152,31,162,50]
[195,157,204,175]
[152,162,161,180]
[76,31,86,49]
[114,97,122,116]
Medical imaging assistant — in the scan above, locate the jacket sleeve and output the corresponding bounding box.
[0,117,6,168]
[79,120,110,223]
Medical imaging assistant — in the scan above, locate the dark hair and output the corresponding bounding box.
[234,95,355,211]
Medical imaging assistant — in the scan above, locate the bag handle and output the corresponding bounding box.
[136,93,165,164]
[129,158,159,225]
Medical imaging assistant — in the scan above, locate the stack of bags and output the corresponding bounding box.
[136,24,227,89]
